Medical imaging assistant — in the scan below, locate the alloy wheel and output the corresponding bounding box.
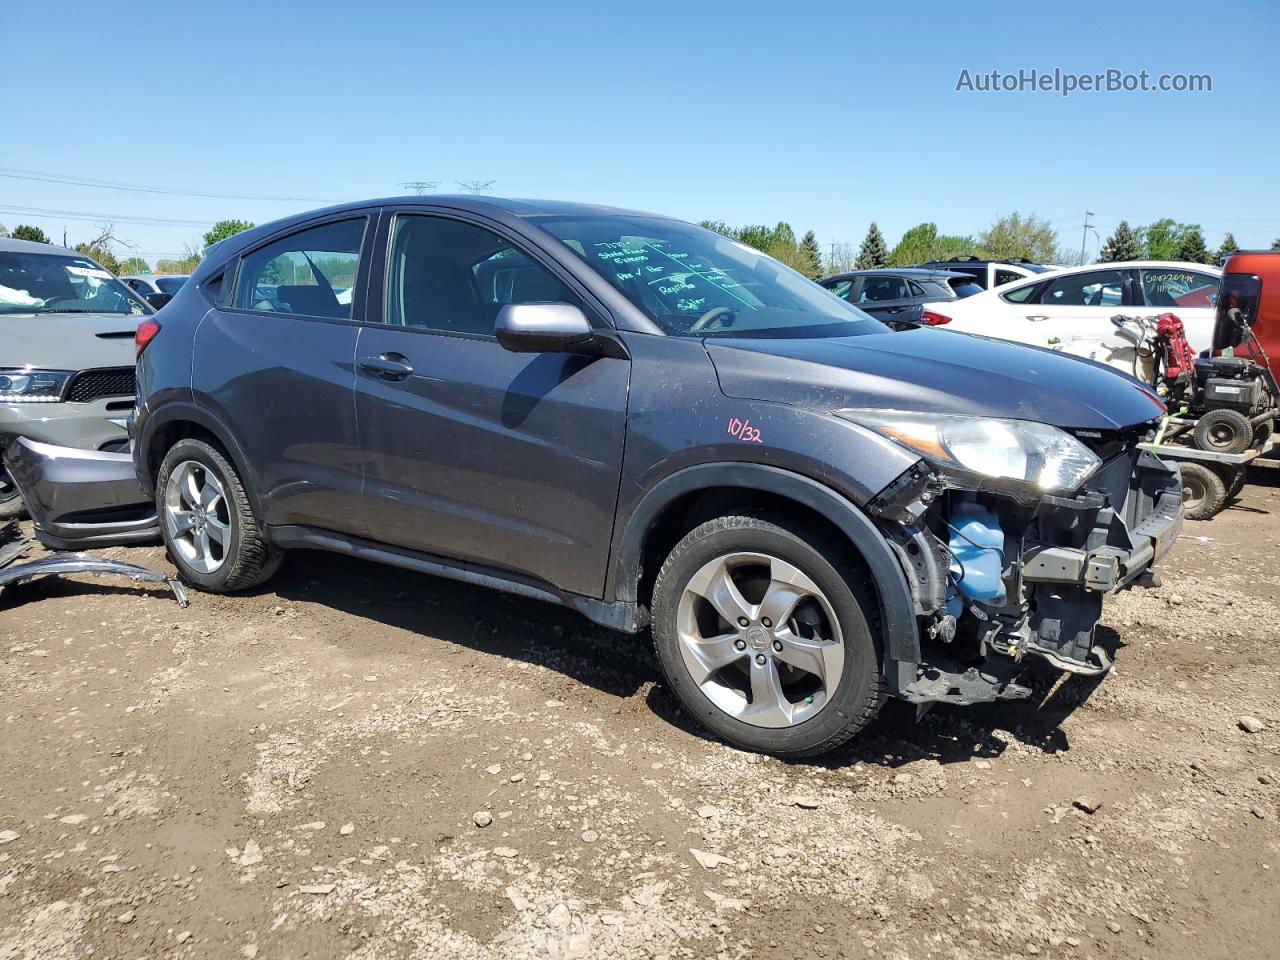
[163,460,231,574]
[675,551,844,728]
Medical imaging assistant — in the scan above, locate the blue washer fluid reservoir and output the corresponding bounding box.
[948,499,1006,605]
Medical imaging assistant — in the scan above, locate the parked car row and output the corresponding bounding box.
[5,198,1274,760]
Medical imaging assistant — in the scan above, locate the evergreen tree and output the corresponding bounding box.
[1176,227,1210,264]
[854,222,888,269]
[11,224,49,244]
[799,230,823,279]
[1100,220,1140,262]
[1216,232,1239,262]
[1272,237,1280,252]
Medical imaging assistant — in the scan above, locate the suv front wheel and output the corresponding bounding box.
[651,514,884,757]
[156,438,281,592]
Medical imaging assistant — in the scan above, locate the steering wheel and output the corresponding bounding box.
[689,306,735,333]
[40,296,75,308]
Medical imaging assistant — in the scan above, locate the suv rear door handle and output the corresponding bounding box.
[359,353,414,380]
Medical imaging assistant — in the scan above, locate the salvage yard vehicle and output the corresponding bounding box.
[921,261,1222,355]
[818,268,983,326]
[131,197,1182,756]
[911,255,1053,291]
[0,237,160,519]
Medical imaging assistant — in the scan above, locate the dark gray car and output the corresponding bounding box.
[819,268,984,326]
[129,197,1182,756]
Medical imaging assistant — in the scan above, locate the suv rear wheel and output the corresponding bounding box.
[651,514,884,757]
[156,438,280,591]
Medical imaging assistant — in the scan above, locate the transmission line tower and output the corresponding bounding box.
[457,180,496,194]
[400,181,440,195]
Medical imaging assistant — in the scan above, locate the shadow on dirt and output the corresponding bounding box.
[259,548,1108,771]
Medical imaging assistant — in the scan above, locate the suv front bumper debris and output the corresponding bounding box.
[874,444,1184,704]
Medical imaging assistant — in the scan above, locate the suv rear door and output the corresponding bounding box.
[854,275,915,322]
[193,213,374,534]
[352,209,630,598]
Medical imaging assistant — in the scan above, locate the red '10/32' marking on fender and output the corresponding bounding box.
[727,417,763,443]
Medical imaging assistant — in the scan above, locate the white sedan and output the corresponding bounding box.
[919,261,1222,367]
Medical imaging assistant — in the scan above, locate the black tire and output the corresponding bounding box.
[650,514,884,757]
[1227,466,1248,499]
[0,481,25,521]
[1193,408,1252,455]
[156,438,281,592]
[1179,462,1227,521]
[1253,420,1273,450]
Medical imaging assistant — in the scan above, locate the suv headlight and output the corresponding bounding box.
[0,369,71,403]
[835,409,1101,493]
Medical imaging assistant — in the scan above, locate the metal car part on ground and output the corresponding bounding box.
[2,437,159,549]
[0,519,186,606]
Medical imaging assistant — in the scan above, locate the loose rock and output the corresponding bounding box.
[473,811,493,828]
[1239,716,1266,734]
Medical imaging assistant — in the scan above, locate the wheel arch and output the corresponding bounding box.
[611,463,920,688]
[139,403,262,518]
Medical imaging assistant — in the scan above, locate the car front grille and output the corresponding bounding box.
[66,367,136,403]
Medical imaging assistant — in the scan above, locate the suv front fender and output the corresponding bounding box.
[611,462,920,692]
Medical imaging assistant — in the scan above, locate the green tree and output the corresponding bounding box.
[1137,219,1191,261]
[799,230,823,279]
[1176,226,1210,264]
[1216,232,1239,262]
[74,242,121,274]
[0,223,8,238]
[888,223,975,266]
[977,212,1057,262]
[854,222,888,269]
[12,224,49,244]
[203,219,255,251]
[1272,237,1280,252]
[1100,220,1141,262]
[117,256,151,275]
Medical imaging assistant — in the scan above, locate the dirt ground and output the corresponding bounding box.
[2,470,1278,960]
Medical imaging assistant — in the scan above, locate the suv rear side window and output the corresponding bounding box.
[859,276,907,303]
[233,218,366,319]
[386,215,580,336]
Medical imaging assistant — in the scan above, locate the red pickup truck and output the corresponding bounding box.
[1215,251,1280,376]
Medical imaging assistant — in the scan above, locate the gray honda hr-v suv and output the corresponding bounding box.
[133,197,1182,756]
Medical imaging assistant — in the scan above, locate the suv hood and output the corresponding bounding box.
[707,327,1166,430]
[0,314,139,371]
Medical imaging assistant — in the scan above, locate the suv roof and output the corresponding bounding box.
[0,237,82,257]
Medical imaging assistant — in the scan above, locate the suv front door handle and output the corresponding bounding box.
[359,353,414,380]
[1025,314,1049,322]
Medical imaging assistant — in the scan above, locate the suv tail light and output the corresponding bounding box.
[135,320,161,357]
[921,310,951,326]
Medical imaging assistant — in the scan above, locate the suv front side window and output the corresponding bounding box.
[386,215,582,336]
[232,218,366,319]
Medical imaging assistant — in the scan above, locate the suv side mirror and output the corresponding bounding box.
[496,303,596,354]
[144,292,173,310]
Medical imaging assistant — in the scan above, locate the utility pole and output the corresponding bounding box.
[1080,211,1093,266]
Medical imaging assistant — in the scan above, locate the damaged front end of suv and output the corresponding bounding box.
[850,410,1183,705]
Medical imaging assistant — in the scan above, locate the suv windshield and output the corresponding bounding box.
[536,216,885,338]
[0,251,149,315]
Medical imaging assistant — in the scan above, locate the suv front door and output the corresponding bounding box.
[353,211,631,598]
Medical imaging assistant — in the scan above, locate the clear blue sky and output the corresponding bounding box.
[6,0,1278,264]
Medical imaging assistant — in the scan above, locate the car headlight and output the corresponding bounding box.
[835,408,1101,493]
[0,369,71,403]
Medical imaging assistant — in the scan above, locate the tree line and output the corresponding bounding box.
[701,214,1279,277]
